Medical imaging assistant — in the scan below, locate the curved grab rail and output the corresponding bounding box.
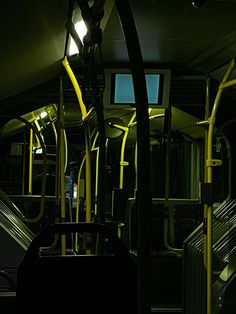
[0,114,47,224]
[62,57,92,226]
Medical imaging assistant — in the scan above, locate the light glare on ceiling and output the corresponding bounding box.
[68,21,87,55]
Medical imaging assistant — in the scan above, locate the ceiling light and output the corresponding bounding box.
[40,111,47,119]
[68,21,87,56]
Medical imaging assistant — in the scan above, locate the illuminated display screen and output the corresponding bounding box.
[104,68,171,109]
[112,73,163,105]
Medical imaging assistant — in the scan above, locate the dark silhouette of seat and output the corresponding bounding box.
[16,223,137,314]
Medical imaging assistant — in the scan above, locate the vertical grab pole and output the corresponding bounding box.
[205,58,235,314]
[119,111,136,189]
[95,96,106,225]
[28,128,33,195]
[59,75,66,255]
[119,127,129,189]
[91,132,99,216]
[115,1,151,314]
[84,123,92,225]
[163,107,183,254]
[62,57,92,253]
[62,58,91,225]
[22,130,27,195]
[203,76,210,270]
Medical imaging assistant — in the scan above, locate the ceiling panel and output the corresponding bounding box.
[0,0,69,101]
[102,0,236,73]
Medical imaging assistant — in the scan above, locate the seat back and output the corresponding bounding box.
[16,223,137,314]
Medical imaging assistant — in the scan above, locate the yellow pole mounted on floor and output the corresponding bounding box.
[0,116,47,224]
[203,77,222,277]
[28,128,33,195]
[109,111,136,237]
[91,131,99,215]
[58,75,66,255]
[203,76,210,269]
[75,154,86,252]
[110,111,136,189]
[62,57,92,228]
[119,111,136,189]
[204,58,235,314]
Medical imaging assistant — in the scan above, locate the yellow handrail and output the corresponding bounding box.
[120,111,136,189]
[203,76,210,270]
[62,57,87,118]
[74,131,102,251]
[110,111,136,190]
[91,131,99,216]
[0,120,47,224]
[58,75,66,255]
[28,128,33,195]
[111,111,136,237]
[75,154,86,252]
[62,57,92,231]
[63,129,68,174]
[205,58,235,314]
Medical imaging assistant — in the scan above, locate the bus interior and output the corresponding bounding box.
[1,1,236,313]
